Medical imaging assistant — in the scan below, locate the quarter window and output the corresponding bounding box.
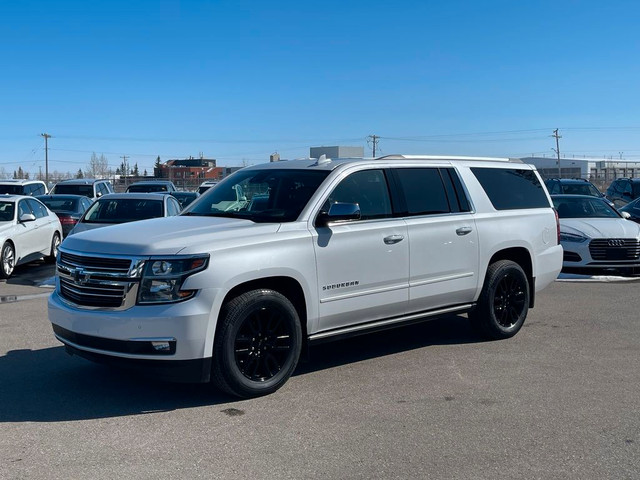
[471,167,549,210]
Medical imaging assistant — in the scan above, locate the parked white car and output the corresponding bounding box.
[0,195,62,278]
[552,194,640,275]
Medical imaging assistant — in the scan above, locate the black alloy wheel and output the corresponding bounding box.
[469,260,530,340]
[212,289,302,398]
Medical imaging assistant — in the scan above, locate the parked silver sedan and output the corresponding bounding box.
[0,195,62,278]
[68,193,182,236]
[552,194,640,276]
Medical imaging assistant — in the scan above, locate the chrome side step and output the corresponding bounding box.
[308,303,474,344]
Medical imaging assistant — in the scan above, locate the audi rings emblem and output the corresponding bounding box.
[607,239,625,247]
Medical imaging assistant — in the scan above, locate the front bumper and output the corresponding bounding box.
[48,288,220,382]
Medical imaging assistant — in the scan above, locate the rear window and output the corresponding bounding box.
[0,185,22,195]
[471,167,549,210]
[53,184,94,197]
[127,184,168,193]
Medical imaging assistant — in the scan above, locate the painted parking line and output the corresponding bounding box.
[0,292,52,303]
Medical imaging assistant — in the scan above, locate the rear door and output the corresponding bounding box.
[390,167,480,312]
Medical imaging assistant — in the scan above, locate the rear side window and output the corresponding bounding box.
[393,168,450,215]
[471,167,549,210]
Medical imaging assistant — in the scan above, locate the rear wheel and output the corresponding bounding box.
[0,242,15,279]
[46,232,61,263]
[211,289,302,398]
[469,260,529,339]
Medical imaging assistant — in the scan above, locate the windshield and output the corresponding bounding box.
[0,201,15,221]
[560,182,601,197]
[83,198,164,224]
[184,169,330,222]
[53,184,94,197]
[553,197,620,219]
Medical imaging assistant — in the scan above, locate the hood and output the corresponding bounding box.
[560,218,640,239]
[60,215,280,256]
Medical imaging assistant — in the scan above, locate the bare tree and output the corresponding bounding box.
[86,152,110,178]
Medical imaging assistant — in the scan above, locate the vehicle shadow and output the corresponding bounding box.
[0,314,479,423]
[2,260,56,287]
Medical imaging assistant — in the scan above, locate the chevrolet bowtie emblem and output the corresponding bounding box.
[72,267,90,285]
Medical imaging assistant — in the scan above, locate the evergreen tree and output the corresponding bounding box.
[76,169,84,179]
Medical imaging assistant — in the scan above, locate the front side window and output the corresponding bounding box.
[18,200,32,218]
[27,199,48,218]
[184,169,330,223]
[472,167,549,210]
[321,169,392,220]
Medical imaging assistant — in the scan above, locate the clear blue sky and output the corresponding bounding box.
[2,0,640,179]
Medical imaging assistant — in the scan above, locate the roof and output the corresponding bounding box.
[241,155,523,172]
[97,193,169,201]
[0,194,33,201]
[55,178,110,185]
[0,179,46,185]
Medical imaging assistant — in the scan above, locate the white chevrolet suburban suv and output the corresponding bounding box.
[49,155,563,397]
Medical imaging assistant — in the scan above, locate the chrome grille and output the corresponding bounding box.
[589,239,640,261]
[56,249,146,310]
[59,251,132,273]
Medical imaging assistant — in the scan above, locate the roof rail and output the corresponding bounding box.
[375,154,515,162]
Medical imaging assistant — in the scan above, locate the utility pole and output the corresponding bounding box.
[551,129,562,178]
[41,133,51,186]
[120,155,129,188]
[367,134,380,157]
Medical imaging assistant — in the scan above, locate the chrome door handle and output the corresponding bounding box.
[456,227,473,236]
[384,235,404,245]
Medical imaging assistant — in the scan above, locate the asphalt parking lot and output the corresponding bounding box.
[1,264,639,479]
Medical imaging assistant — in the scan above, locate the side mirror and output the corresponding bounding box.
[19,213,36,223]
[316,202,361,227]
[96,191,102,198]
[621,211,631,219]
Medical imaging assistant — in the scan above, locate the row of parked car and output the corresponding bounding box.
[3,173,640,280]
[0,178,214,279]
[545,178,640,276]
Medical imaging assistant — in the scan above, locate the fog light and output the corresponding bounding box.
[151,341,171,352]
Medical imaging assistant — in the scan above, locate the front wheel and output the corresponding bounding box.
[469,260,529,340]
[0,242,16,279]
[211,289,302,398]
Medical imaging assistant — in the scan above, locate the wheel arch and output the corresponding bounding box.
[217,276,309,346]
[487,247,535,308]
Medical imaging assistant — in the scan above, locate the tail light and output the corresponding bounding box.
[59,216,78,226]
[554,209,560,245]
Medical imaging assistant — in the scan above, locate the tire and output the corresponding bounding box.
[0,242,16,279]
[469,260,529,340]
[211,289,302,398]
[45,232,61,263]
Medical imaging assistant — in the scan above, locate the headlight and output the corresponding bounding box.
[560,232,588,243]
[137,255,209,304]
